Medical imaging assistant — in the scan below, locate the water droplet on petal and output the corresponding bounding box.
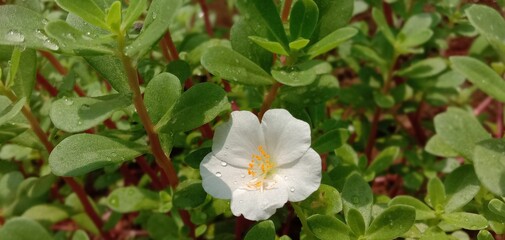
[5,30,25,43]
[239,200,243,203]
[284,176,288,180]
[220,161,227,167]
[240,174,245,178]
[290,187,295,192]
[233,181,237,185]
[216,172,222,177]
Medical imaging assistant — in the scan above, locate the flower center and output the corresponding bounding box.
[244,146,277,191]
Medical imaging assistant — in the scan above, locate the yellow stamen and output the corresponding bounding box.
[245,146,276,191]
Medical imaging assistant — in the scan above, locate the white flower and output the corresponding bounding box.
[200,109,322,221]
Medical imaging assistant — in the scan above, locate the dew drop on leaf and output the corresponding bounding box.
[109,195,119,207]
[5,30,25,43]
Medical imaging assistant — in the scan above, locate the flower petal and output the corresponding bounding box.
[230,176,288,221]
[213,111,263,168]
[200,153,249,199]
[261,109,311,165]
[277,148,321,202]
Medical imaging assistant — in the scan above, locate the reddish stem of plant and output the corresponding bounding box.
[474,96,493,115]
[382,1,394,26]
[407,113,427,146]
[198,0,214,36]
[17,101,111,240]
[39,50,87,97]
[136,156,163,190]
[365,108,382,162]
[258,82,282,120]
[36,72,58,97]
[234,216,252,240]
[162,31,180,60]
[281,0,293,22]
[497,102,504,138]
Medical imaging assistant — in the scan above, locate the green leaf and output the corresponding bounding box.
[367,146,399,174]
[312,0,353,41]
[397,13,433,50]
[201,46,273,85]
[389,196,436,220]
[0,5,59,51]
[300,184,342,215]
[473,138,505,196]
[55,0,108,30]
[450,56,505,103]
[489,199,505,217]
[106,1,121,32]
[230,18,273,71]
[236,0,289,50]
[365,205,416,240]
[125,0,182,58]
[289,38,310,50]
[371,8,395,45]
[244,220,275,240]
[185,147,211,169]
[144,72,181,124]
[307,215,352,240]
[373,91,395,108]
[427,177,446,210]
[0,124,28,144]
[279,74,339,105]
[166,60,191,83]
[420,227,448,240]
[313,129,349,153]
[425,134,459,158]
[22,204,68,224]
[85,56,131,94]
[50,95,131,133]
[444,165,480,213]
[11,49,36,98]
[158,83,229,133]
[271,66,317,87]
[396,58,447,79]
[342,173,373,226]
[335,144,359,166]
[306,27,358,59]
[106,186,160,213]
[434,108,491,160]
[0,97,25,127]
[71,230,89,240]
[122,0,147,31]
[477,230,495,240]
[289,0,319,40]
[441,212,488,230]
[347,208,366,236]
[49,134,146,176]
[45,20,114,55]
[248,36,289,55]
[172,181,207,209]
[466,4,505,62]
[0,217,53,240]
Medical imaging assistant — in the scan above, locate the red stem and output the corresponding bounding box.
[64,177,112,240]
[366,108,382,162]
[39,50,86,97]
[474,96,493,115]
[136,156,163,190]
[162,31,180,60]
[234,216,252,240]
[281,0,293,23]
[36,72,58,97]
[258,82,282,120]
[198,0,214,36]
[382,1,394,26]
